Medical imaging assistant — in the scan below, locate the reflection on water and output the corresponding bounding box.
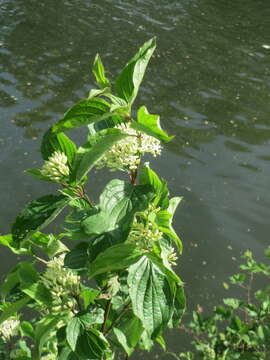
[1,0,270,357]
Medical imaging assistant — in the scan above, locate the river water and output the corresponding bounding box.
[1,0,270,357]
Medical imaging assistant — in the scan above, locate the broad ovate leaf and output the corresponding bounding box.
[66,317,83,351]
[75,329,108,359]
[82,179,154,237]
[127,255,174,337]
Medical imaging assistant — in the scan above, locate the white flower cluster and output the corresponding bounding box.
[128,205,163,248]
[128,219,162,247]
[166,248,178,266]
[0,317,20,340]
[96,124,162,172]
[41,151,70,182]
[41,254,80,312]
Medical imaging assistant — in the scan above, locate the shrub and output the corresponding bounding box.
[0,38,185,360]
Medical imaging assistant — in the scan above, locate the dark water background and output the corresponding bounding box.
[1,0,270,357]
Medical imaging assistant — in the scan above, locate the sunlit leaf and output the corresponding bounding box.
[115,37,156,104]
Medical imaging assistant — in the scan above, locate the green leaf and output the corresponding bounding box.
[41,127,77,166]
[155,197,183,254]
[87,114,124,136]
[82,179,154,237]
[79,308,104,326]
[16,261,52,305]
[66,317,83,351]
[64,242,89,272]
[20,321,35,339]
[59,348,76,360]
[0,269,19,298]
[223,298,240,309]
[92,54,110,89]
[17,262,39,285]
[72,128,128,182]
[115,37,156,104]
[127,255,174,337]
[52,98,111,133]
[75,329,108,359]
[88,87,110,99]
[79,287,99,309]
[0,234,29,254]
[0,297,30,325]
[139,164,169,209]
[28,232,64,258]
[113,311,143,356]
[89,243,142,278]
[25,169,53,182]
[131,106,173,142]
[35,315,62,359]
[20,282,53,306]
[170,284,186,328]
[11,195,68,247]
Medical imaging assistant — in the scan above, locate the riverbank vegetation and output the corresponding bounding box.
[0,39,185,359]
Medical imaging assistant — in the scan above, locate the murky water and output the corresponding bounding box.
[1,0,270,357]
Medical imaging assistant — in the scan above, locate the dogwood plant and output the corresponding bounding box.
[0,38,185,360]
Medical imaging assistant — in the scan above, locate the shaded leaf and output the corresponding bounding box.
[89,243,142,278]
[64,242,89,272]
[35,315,62,358]
[113,311,143,356]
[0,297,30,325]
[75,329,108,359]
[67,317,83,351]
[41,127,77,166]
[11,195,68,247]
[139,164,169,209]
[72,128,128,182]
[25,169,53,182]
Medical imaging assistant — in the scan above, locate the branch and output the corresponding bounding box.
[102,299,112,333]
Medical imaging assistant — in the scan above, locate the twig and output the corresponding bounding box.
[102,299,112,333]
[104,301,131,336]
[247,273,254,304]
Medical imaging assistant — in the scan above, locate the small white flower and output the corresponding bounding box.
[41,151,70,182]
[41,254,80,312]
[0,317,20,340]
[96,124,162,172]
[128,205,163,248]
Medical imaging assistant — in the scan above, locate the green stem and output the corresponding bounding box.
[102,299,112,334]
[104,300,131,336]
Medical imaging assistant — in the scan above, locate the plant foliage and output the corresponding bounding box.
[177,249,270,360]
[0,38,185,359]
